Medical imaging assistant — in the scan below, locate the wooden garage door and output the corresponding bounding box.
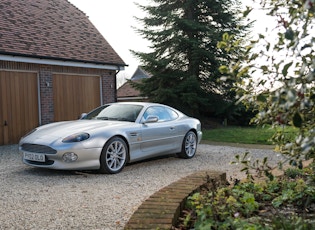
[0,71,39,145]
[53,74,101,121]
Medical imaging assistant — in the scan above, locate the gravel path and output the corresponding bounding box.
[0,144,281,230]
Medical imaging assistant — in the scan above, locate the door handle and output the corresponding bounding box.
[4,120,8,126]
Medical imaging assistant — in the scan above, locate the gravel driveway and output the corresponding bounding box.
[0,144,280,230]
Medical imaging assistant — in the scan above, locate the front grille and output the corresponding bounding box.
[24,159,54,165]
[21,143,57,154]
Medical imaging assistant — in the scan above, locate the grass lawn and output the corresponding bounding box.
[201,125,298,145]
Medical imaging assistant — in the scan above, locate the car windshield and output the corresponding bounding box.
[83,104,143,122]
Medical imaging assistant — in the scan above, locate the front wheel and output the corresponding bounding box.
[177,131,197,159]
[99,137,128,174]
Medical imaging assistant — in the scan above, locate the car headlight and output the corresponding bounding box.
[62,132,90,143]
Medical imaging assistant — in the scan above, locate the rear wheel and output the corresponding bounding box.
[178,131,197,159]
[99,137,128,174]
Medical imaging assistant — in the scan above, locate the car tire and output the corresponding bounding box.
[99,137,128,174]
[178,131,197,159]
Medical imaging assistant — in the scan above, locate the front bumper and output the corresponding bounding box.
[20,143,102,170]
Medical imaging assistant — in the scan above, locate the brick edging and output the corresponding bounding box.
[124,171,226,229]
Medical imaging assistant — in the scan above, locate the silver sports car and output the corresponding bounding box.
[19,102,202,174]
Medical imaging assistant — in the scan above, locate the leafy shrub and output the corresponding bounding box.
[177,162,315,229]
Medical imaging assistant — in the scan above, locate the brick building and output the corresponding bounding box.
[0,0,126,145]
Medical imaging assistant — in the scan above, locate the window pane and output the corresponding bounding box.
[166,108,179,120]
[143,106,171,122]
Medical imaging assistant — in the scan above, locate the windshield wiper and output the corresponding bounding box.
[96,117,110,120]
[97,117,121,121]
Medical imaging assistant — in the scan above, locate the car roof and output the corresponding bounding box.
[113,102,161,106]
[111,102,184,114]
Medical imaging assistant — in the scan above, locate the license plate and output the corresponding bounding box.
[23,152,46,162]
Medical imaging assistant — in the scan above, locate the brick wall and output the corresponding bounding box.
[125,171,227,229]
[39,65,54,125]
[102,71,117,104]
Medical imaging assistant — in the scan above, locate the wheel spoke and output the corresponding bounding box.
[117,143,123,152]
[109,159,115,168]
[113,159,117,169]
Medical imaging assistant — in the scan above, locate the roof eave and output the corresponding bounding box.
[0,52,127,70]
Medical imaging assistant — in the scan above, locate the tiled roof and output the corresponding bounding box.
[117,80,141,98]
[130,66,152,80]
[117,66,151,98]
[0,0,126,66]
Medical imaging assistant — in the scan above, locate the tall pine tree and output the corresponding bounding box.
[131,0,249,116]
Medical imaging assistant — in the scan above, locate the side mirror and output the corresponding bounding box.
[79,113,87,119]
[143,115,158,124]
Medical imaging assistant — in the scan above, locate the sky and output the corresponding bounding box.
[68,0,150,85]
[67,0,277,86]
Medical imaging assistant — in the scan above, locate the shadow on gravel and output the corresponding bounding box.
[14,154,180,177]
[14,167,98,177]
[126,154,176,166]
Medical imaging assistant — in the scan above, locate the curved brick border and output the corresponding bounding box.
[124,171,226,229]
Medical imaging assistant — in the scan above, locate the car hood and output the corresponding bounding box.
[28,120,132,139]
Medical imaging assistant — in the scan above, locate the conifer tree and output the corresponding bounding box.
[131,0,249,116]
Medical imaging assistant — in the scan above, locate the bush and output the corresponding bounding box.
[176,161,315,229]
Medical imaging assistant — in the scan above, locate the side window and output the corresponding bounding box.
[166,108,179,120]
[142,106,172,122]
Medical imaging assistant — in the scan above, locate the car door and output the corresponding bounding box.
[140,106,180,155]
